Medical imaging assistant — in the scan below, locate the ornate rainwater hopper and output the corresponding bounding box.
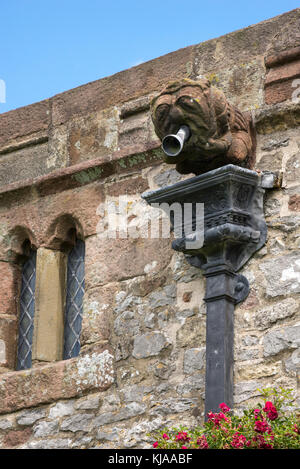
[142,165,267,415]
[143,78,267,416]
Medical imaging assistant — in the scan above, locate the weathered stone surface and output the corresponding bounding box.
[51,45,195,127]
[0,417,13,430]
[150,397,197,416]
[154,169,183,188]
[33,420,59,437]
[85,235,172,288]
[289,194,300,211]
[114,311,140,337]
[176,316,205,348]
[120,384,153,403]
[0,99,50,149]
[3,428,32,448]
[97,430,118,441]
[0,348,114,414]
[237,362,281,380]
[0,261,20,315]
[94,402,146,426]
[132,332,170,359]
[23,438,72,449]
[234,381,261,404]
[285,349,300,373]
[183,348,206,374]
[49,401,75,419]
[285,153,300,184]
[261,136,290,151]
[267,216,300,232]
[259,253,300,297]
[256,151,283,171]
[254,298,298,329]
[67,108,119,165]
[263,323,300,356]
[176,280,205,312]
[176,374,205,395]
[60,413,94,433]
[235,349,260,362]
[148,284,176,309]
[75,395,101,410]
[17,408,47,426]
[0,315,17,369]
[0,143,57,187]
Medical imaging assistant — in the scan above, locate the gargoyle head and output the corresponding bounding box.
[151,78,253,175]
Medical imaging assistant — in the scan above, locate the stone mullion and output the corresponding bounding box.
[32,248,67,362]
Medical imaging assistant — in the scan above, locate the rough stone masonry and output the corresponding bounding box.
[0,8,299,449]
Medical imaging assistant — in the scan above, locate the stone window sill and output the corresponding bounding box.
[0,346,114,415]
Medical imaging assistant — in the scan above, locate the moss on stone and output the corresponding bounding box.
[72,167,103,184]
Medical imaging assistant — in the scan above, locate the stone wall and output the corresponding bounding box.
[0,8,299,449]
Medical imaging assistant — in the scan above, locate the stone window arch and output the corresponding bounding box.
[31,216,86,363]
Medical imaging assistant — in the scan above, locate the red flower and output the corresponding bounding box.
[263,401,278,421]
[175,432,190,442]
[219,402,231,413]
[162,433,169,440]
[197,436,209,449]
[207,411,229,427]
[253,408,262,420]
[231,432,247,449]
[153,441,158,448]
[181,446,187,449]
[254,419,270,433]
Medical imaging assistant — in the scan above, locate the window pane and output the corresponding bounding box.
[63,239,85,359]
[16,250,37,370]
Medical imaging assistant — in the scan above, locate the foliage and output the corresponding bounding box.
[151,388,300,449]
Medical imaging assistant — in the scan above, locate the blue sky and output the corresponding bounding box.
[0,0,299,113]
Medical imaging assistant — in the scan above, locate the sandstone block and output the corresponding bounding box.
[289,194,300,211]
[0,100,50,149]
[85,235,172,288]
[32,248,67,362]
[0,315,18,369]
[0,348,114,414]
[0,261,20,315]
[3,428,32,448]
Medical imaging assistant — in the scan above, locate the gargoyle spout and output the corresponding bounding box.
[162,125,190,157]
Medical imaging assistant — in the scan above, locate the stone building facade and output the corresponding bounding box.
[0,9,299,449]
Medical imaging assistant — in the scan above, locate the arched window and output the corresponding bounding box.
[63,238,85,360]
[16,248,37,370]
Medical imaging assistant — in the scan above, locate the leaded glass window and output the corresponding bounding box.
[63,239,85,360]
[16,249,37,370]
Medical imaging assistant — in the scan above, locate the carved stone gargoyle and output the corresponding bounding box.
[151,78,255,175]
